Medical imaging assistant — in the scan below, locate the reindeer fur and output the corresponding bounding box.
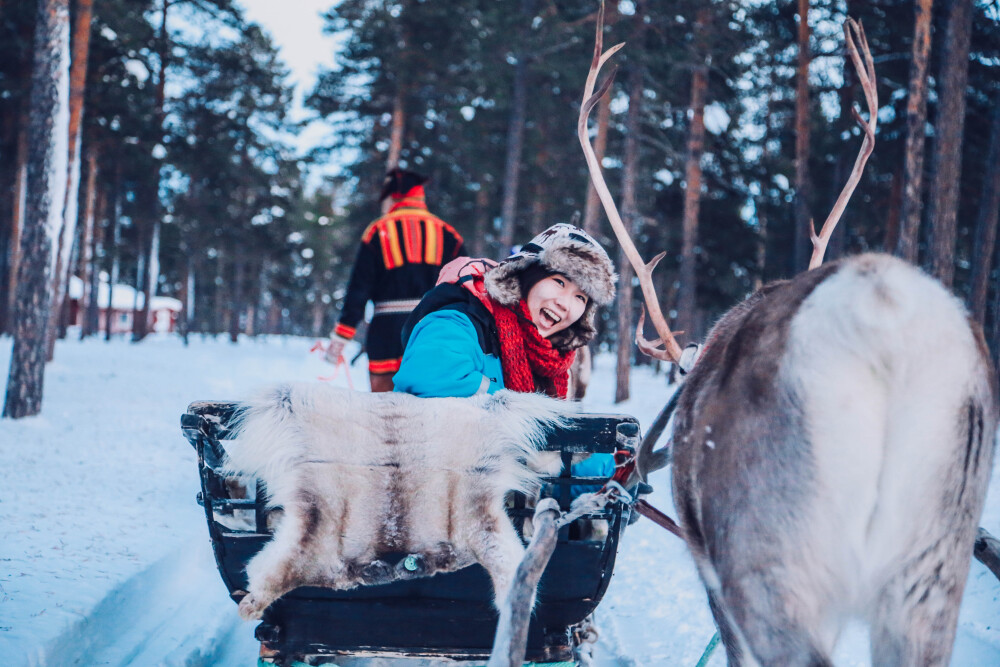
[225,384,573,620]
[671,253,997,666]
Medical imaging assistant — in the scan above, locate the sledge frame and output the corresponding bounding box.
[181,400,639,665]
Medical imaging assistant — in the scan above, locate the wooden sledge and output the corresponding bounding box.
[182,400,640,666]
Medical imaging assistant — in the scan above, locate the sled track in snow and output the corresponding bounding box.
[42,536,256,666]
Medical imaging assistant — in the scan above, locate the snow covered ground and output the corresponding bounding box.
[1,333,998,666]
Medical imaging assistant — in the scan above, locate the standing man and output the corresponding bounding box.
[325,168,464,392]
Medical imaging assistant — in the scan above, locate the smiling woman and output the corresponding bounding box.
[393,223,616,400]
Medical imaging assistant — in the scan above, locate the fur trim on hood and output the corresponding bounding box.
[485,223,616,352]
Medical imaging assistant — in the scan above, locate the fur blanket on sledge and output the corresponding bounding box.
[224,383,576,620]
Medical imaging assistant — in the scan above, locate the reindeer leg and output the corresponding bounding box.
[705,587,751,667]
[239,525,309,620]
[870,537,972,667]
[468,501,527,610]
[706,563,834,667]
[240,495,342,620]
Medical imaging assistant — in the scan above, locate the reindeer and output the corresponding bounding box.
[580,8,997,665]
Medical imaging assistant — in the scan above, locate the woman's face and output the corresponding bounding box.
[525,274,589,338]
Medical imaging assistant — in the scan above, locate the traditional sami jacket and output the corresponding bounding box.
[334,186,464,373]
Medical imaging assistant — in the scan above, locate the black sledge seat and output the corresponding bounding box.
[181,399,639,664]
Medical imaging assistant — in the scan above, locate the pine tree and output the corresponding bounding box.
[3,0,71,419]
[895,0,935,262]
[927,0,974,286]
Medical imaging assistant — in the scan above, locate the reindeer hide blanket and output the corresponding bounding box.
[224,383,574,619]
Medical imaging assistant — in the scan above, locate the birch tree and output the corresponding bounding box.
[45,0,93,361]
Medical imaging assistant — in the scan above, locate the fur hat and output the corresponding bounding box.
[485,223,617,352]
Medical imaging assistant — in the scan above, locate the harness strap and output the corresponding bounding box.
[633,499,683,538]
[599,448,684,540]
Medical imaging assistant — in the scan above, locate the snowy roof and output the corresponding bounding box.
[68,276,181,312]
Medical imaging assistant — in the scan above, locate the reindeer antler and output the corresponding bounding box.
[578,1,683,363]
[808,18,878,270]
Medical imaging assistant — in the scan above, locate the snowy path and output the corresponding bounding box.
[1,335,999,666]
[44,536,255,666]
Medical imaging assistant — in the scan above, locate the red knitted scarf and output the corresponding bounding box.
[489,299,576,399]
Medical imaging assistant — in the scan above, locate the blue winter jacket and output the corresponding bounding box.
[394,283,614,494]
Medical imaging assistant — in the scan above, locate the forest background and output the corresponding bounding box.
[2,0,1000,416]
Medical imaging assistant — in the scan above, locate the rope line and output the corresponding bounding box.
[694,631,721,667]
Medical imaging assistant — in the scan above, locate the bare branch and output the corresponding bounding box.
[808,18,878,270]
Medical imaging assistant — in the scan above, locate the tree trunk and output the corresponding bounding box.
[499,55,528,252]
[135,0,169,342]
[381,84,407,215]
[45,0,93,360]
[884,165,904,251]
[311,283,325,338]
[754,97,776,291]
[104,165,121,341]
[471,185,490,257]
[131,234,145,336]
[178,252,193,345]
[499,0,535,253]
[827,14,854,263]
[1,13,34,335]
[615,59,643,404]
[529,177,547,236]
[211,253,224,335]
[136,217,160,338]
[926,0,973,287]
[244,303,256,337]
[6,108,29,335]
[970,104,1000,324]
[992,234,1000,374]
[267,300,281,337]
[582,92,611,239]
[78,147,97,337]
[229,259,244,343]
[895,0,935,263]
[387,86,405,171]
[4,0,70,419]
[793,0,812,274]
[676,9,710,342]
[84,170,104,337]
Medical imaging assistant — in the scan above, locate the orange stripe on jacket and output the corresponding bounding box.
[434,220,445,264]
[402,218,423,263]
[385,220,404,268]
[369,358,402,374]
[423,219,440,264]
[361,219,380,244]
[333,323,356,339]
[376,223,393,267]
